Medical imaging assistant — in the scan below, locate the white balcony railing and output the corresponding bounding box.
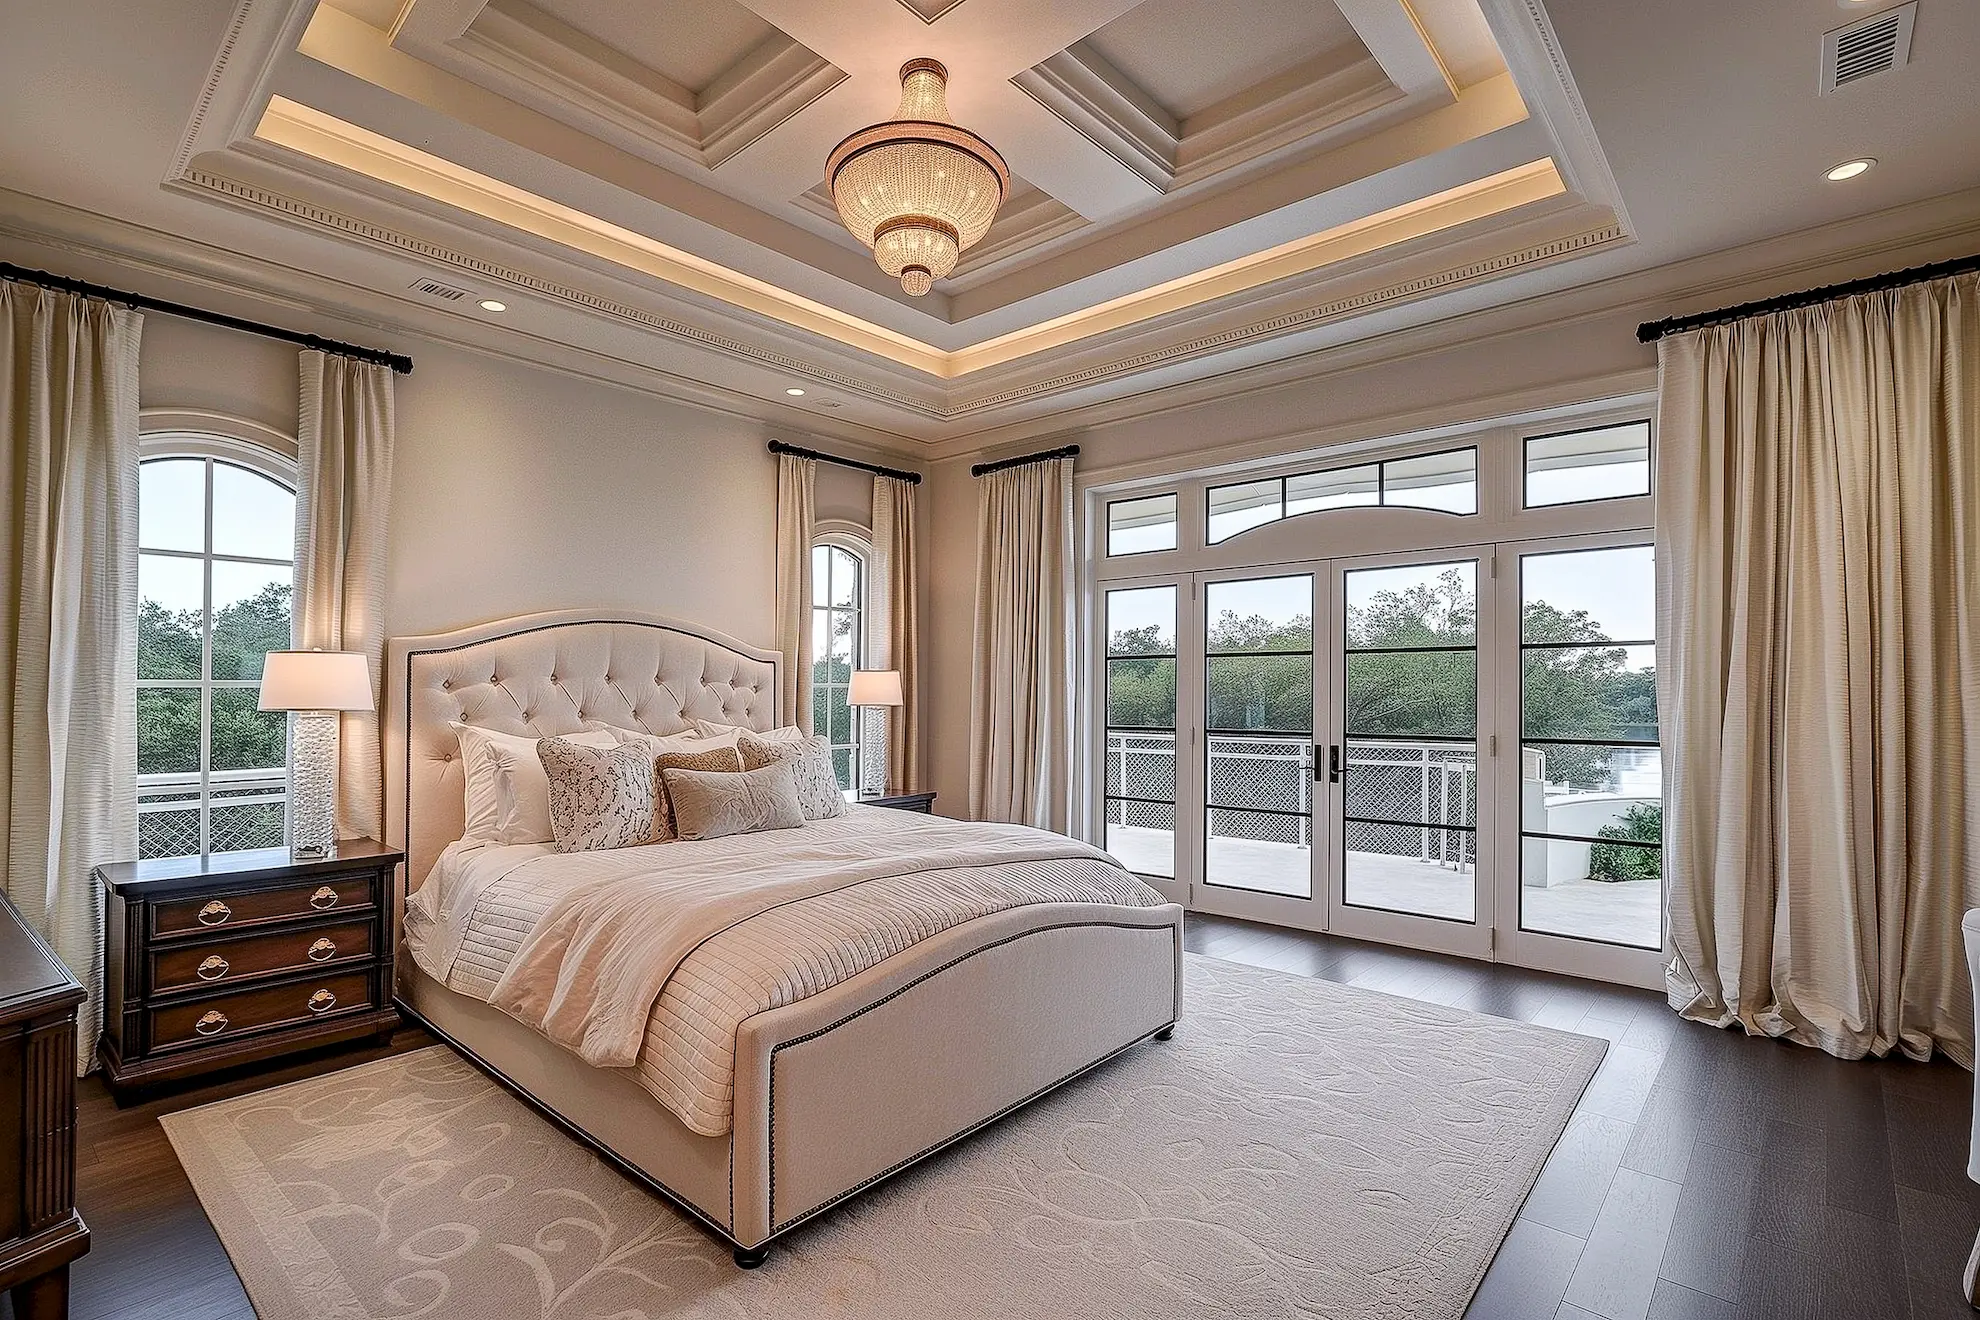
[136,767,287,859]
[1105,731,1476,868]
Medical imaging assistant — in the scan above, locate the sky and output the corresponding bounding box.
[139,458,295,615]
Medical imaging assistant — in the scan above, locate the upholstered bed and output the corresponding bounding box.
[383,610,1183,1265]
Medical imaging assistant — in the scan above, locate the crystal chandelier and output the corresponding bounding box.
[826,60,1009,297]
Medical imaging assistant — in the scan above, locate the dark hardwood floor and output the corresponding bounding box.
[11,916,1972,1319]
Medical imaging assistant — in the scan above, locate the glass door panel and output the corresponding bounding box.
[1202,574,1316,901]
[1102,585,1179,882]
[1514,543,1663,952]
[1328,554,1492,957]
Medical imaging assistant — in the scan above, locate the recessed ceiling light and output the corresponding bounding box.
[785,387,806,396]
[1825,158,1874,181]
[479,299,507,311]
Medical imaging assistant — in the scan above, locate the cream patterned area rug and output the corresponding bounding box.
[163,955,1604,1320]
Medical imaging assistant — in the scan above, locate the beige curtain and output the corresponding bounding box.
[295,350,396,843]
[1657,270,1980,1064]
[968,457,1075,828]
[0,284,141,1072]
[775,453,816,731]
[869,474,920,793]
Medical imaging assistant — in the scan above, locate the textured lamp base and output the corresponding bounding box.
[288,710,339,859]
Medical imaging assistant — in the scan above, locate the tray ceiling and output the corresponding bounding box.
[154,0,1634,434]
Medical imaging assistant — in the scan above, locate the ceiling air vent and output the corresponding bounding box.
[1821,3,1915,94]
[408,277,472,302]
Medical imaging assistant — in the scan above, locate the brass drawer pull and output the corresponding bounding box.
[197,900,232,926]
[307,937,337,962]
[308,988,337,1014]
[195,1010,229,1036]
[309,886,339,910]
[196,954,230,981]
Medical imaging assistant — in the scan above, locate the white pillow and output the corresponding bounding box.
[690,718,806,745]
[451,724,619,845]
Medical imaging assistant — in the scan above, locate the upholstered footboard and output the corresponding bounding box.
[729,902,1183,1252]
[401,902,1183,1263]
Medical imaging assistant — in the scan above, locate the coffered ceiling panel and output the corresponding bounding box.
[1080,0,1365,121]
[529,0,776,93]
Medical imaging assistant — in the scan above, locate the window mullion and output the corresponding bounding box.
[200,458,215,856]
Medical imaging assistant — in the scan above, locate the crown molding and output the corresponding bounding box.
[174,84,1626,419]
[945,211,1625,415]
[1478,0,1632,230]
[0,188,933,455]
[916,182,1980,461]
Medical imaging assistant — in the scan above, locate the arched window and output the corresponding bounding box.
[810,533,869,791]
[137,437,297,858]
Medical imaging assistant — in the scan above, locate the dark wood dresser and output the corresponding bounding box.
[0,890,88,1320]
[94,839,403,1097]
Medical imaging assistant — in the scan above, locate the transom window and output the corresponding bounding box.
[1207,447,1477,543]
[810,539,867,790]
[137,451,295,859]
[1523,421,1652,507]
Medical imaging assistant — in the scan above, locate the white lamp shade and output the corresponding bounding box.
[848,669,904,707]
[258,650,374,712]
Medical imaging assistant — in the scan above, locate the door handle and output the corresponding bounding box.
[1328,744,1342,784]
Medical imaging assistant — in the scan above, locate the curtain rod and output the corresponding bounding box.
[766,439,921,485]
[971,444,1080,478]
[1636,252,1980,343]
[0,262,415,374]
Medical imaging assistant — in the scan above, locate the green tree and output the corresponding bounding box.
[137,582,292,776]
[1101,572,1657,796]
[1206,610,1311,732]
[1587,802,1662,882]
[1344,568,1473,738]
[1520,599,1657,788]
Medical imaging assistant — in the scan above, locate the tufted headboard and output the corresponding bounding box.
[384,609,780,893]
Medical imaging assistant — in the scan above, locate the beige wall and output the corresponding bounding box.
[136,315,816,663]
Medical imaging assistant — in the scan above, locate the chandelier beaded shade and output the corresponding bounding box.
[826,59,1009,297]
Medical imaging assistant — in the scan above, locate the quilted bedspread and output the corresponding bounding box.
[404,807,1163,1136]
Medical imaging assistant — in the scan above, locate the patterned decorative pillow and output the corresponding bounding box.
[662,762,805,841]
[738,733,847,821]
[538,738,659,853]
[652,746,745,841]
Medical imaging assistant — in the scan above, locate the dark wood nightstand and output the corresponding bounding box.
[94,839,403,1097]
[857,791,937,813]
[0,891,88,1319]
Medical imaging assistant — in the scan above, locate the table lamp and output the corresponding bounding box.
[847,669,904,798]
[259,649,374,858]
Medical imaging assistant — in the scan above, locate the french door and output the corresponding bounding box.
[1178,553,1493,959]
[1100,535,1663,988]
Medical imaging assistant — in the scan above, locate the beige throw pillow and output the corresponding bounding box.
[738,733,846,821]
[538,738,659,853]
[652,746,744,841]
[662,762,805,841]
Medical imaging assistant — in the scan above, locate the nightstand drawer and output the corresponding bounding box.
[149,917,375,994]
[151,875,374,937]
[148,970,374,1050]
